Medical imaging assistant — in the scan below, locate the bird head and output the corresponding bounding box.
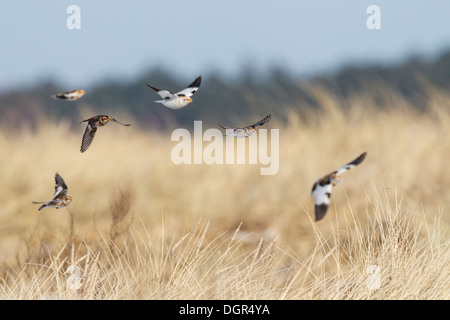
[330,173,341,185]
[100,116,110,124]
[64,196,73,205]
[182,97,193,104]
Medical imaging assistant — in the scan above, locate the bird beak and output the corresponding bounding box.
[188,98,193,103]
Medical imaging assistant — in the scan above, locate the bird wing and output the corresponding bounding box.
[311,181,333,221]
[146,83,177,100]
[175,76,202,97]
[62,90,81,98]
[333,152,367,178]
[53,173,68,199]
[80,121,98,153]
[110,118,131,126]
[247,114,272,128]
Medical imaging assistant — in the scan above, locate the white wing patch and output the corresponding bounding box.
[175,76,202,97]
[155,90,176,100]
[312,183,332,207]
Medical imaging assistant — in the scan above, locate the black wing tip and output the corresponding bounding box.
[188,75,202,88]
[254,114,272,127]
[311,181,318,194]
[146,83,161,92]
[80,142,90,153]
[352,152,367,166]
[315,204,329,221]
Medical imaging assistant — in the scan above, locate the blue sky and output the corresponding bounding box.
[1,1,450,91]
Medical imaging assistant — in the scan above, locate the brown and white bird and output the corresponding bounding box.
[32,173,72,211]
[79,115,131,153]
[219,114,272,138]
[146,75,201,109]
[51,89,86,100]
[311,152,367,221]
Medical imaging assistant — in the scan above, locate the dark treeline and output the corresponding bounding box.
[2,50,450,131]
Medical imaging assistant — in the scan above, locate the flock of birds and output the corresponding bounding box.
[33,76,367,221]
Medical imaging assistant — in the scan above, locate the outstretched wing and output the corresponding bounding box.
[146,83,177,100]
[80,121,98,153]
[110,118,131,126]
[53,173,68,199]
[175,75,202,97]
[333,152,367,178]
[247,114,272,128]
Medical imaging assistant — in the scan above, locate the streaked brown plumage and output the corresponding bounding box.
[79,115,131,153]
[52,89,86,100]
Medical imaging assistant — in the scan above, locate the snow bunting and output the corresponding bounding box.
[146,75,201,109]
[311,152,367,221]
[32,173,72,211]
[79,115,131,153]
[51,89,86,100]
[219,114,272,138]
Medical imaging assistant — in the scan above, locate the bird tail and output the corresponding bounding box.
[51,93,66,99]
[32,201,51,211]
[38,204,48,211]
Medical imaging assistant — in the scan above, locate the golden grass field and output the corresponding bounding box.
[0,82,448,299]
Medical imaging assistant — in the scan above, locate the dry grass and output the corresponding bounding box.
[0,82,448,299]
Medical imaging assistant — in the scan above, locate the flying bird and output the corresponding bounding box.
[52,89,86,100]
[79,115,131,153]
[146,75,201,109]
[219,114,272,138]
[311,152,367,221]
[32,173,72,211]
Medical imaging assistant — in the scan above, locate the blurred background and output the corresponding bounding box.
[0,1,449,296]
[1,0,450,129]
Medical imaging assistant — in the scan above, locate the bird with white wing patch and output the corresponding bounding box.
[311,152,367,221]
[146,75,202,109]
